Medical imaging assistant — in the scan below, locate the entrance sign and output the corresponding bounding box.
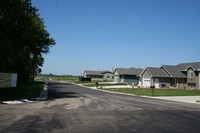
[0,73,17,88]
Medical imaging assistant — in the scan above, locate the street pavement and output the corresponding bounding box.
[1,79,200,133]
[84,84,200,104]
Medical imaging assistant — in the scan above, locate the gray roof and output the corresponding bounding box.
[146,67,169,77]
[101,71,113,74]
[115,68,143,76]
[114,68,128,75]
[84,71,103,76]
[161,65,187,78]
[84,70,113,76]
[177,62,200,71]
[161,62,200,78]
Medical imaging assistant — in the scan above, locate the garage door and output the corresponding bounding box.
[142,78,150,88]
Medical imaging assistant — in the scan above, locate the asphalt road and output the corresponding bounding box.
[1,80,200,133]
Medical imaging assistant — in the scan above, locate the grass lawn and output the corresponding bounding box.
[83,83,127,87]
[104,88,200,96]
[0,81,44,101]
[50,75,79,82]
[36,74,79,82]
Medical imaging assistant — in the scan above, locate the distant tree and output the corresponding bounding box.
[0,0,55,84]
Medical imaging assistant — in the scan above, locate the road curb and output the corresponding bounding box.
[74,83,200,104]
[48,80,200,105]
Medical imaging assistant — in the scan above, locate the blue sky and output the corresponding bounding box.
[32,0,200,76]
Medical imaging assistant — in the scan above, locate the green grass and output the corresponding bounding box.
[83,83,127,87]
[104,88,200,96]
[0,81,44,101]
[50,76,78,81]
[75,81,93,84]
[36,74,79,82]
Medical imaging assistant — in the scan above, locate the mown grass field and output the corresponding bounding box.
[104,88,200,96]
[49,75,79,82]
[36,74,79,82]
[0,81,44,101]
[83,83,128,87]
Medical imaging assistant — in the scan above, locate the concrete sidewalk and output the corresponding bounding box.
[151,96,200,104]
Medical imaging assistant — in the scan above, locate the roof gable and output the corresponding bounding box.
[146,67,169,77]
[161,65,187,78]
[177,62,200,71]
[184,65,195,71]
[114,68,128,75]
[114,68,143,76]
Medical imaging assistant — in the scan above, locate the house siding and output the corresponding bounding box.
[153,77,171,88]
[114,76,120,83]
[114,71,120,83]
[187,68,199,89]
[170,78,187,89]
[120,75,139,83]
[103,73,114,81]
[123,78,139,83]
[114,69,141,83]
[198,72,200,89]
[87,75,103,81]
[141,70,151,87]
[83,72,87,77]
[187,68,197,83]
[142,70,151,78]
[177,78,187,89]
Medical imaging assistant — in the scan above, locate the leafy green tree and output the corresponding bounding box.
[0,0,55,84]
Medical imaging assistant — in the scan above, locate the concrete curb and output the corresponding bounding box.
[46,80,200,105]
[74,83,200,104]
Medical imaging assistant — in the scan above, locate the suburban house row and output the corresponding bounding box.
[83,62,200,89]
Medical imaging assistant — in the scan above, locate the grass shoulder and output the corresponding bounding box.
[0,81,44,101]
[36,74,79,82]
[77,81,128,87]
[103,88,200,96]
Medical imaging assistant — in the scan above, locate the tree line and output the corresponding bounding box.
[0,0,55,84]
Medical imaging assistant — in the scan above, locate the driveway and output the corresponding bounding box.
[1,80,200,133]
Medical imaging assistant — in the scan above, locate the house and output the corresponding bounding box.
[83,70,114,81]
[114,68,143,83]
[139,67,171,88]
[102,71,114,81]
[140,62,200,89]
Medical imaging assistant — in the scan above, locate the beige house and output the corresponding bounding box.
[114,68,143,83]
[140,62,200,89]
[83,70,114,81]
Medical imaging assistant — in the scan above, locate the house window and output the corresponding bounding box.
[107,76,110,78]
[188,70,194,79]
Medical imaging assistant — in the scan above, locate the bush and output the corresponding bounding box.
[0,81,44,101]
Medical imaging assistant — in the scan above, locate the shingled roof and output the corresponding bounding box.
[161,62,200,78]
[84,71,103,76]
[161,65,187,78]
[177,62,200,71]
[146,67,169,77]
[115,68,143,76]
[84,70,112,76]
